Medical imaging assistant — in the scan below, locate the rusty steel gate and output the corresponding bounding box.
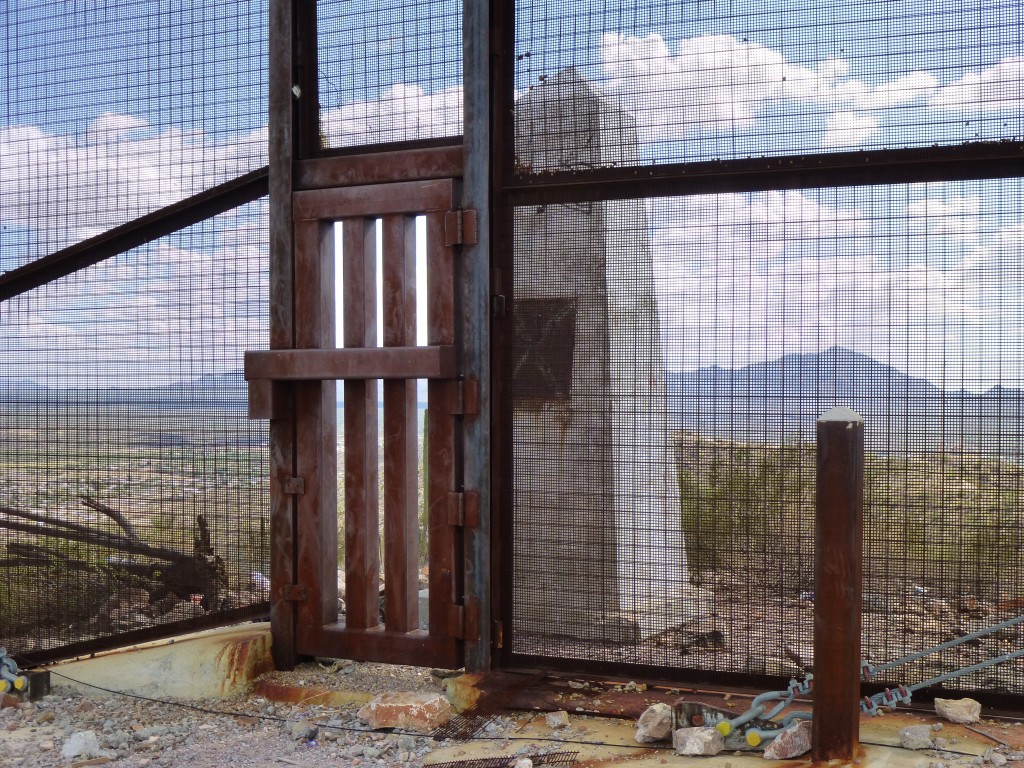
[246,173,478,669]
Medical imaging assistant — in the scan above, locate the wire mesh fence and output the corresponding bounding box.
[317,0,463,150]
[512,0,1023,168]
[1,0,268,274]
[505,65,1024,697]
[0,200,270,662]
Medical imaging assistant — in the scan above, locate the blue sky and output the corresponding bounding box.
[2,1,1024,389]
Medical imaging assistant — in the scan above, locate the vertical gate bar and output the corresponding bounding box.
[381,213,420,632]
[343,217,381,629]
[268,0,298,670]
[294,219,339,628]
[461,0,497,670]
[813,407,864,762]
[425,210,459,637]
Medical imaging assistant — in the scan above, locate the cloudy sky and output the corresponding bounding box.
[2,0,1023,388]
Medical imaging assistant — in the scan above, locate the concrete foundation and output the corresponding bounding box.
[45,622,273,700]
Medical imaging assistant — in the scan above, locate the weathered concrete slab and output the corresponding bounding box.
[45,622,273,700]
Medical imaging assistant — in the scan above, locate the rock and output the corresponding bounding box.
[514,760,534,768]
[291,721,319,741]
[987,751,1008,767]
[358,692,453,732]
[900,725,936,750]
[545,711,570,729]
[935,698,982,724]
[635,703,673,743]
[62,730,104,760]
[763,721,812,760]
[673,726,726,756]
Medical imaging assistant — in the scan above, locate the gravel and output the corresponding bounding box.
[1,662,455,768]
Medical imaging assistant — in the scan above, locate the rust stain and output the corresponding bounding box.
[213,633,274,692]
[253,678,373,706]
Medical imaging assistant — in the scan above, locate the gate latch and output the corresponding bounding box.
[283,476,305,495]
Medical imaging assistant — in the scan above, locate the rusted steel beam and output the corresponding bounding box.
[813,407,864,762]
[0,167,267,302]
[298,146,464,189]
[296,625,462,669]
[381,214,420,633]
[293,179,456,220]
[293,219,338,630]
[343,217,381,630]
[245,346,457,380]
[456,0,499,673]
[267,0,298,671]
[425,210,461,640]
[502,142,1024,207]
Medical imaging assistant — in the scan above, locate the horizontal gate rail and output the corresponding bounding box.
[244,346,457,381]
[0,166,269,302]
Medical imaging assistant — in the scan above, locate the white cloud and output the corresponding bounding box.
[930,57,1024,111]
[2,204,269,387]
[821,111,879,148]
[321,84,463,148]
[599,32,936,146]
[0,115,265,255]
[653,191,1024,389]
[905,196,981,243]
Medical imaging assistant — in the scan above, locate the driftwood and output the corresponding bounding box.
[0,497,228,609]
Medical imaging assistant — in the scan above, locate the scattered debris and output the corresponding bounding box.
[357,691,453,732]
[763,720,812,760]
[635,702,673,743]
[900,724,936,750]
[985,749,1008,766]
[674,726,726,756]
[545,710,570,729]
[935,697,983,724]
[61,730,109,761]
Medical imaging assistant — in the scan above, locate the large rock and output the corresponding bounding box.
[935,697,982,724]
[357,692,453,732]
[636,703,673,743]
[674,726,726,756]
[763,721,812,760]
[899,725,936,750]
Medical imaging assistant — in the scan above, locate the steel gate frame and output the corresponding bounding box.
[259,0,492,671]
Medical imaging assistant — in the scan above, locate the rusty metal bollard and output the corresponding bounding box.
[813,407,864,762]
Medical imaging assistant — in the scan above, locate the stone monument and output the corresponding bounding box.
[511,68,690,643]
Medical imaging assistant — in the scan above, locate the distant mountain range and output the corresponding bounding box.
[2,371,250,409]
[2,372,430,410]
[667,346,1024,451]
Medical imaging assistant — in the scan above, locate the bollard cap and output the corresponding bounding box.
[817,406,863,424]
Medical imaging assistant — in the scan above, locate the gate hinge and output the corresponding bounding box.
[283,476,305,495]
[446,491,480,528]
[444,208,478,246]
[283,584,308,602]
[455,379,480,416]
[447,601,481,641]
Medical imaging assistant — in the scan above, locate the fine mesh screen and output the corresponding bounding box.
[317,0,463,149]
[513,0,1023,168]
[0,200,269,659]
[510,177,1024,694]
[1,1,268,273]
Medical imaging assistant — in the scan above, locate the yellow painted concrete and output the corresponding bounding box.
[44,621,273,700]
